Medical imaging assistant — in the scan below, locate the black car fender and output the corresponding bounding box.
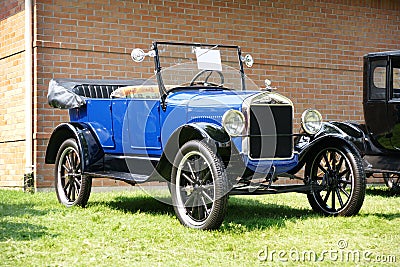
[154,122,232,181]
[289,122,364,174]
[340,121,391,156]
[328,121,367,154]
[45,122,104,171]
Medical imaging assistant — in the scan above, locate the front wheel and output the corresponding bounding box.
[55,138,92,207]
[171,140,228,230]
[306,144,365,216]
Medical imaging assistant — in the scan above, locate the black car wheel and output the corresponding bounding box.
[55,138,92,207]
[383,173,400,194]
[171,140,228,230]
[306,144,365,216]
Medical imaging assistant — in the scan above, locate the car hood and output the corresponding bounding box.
[167,89,261,106]
[166,89,260,125]
[163,88,293,129]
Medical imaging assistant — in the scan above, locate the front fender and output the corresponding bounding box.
[154,123,231,181]
[297,122,365,153]
[45,122,104,171]
[163,122,230,155]
[289,122,365,174]
[326,121,366,153]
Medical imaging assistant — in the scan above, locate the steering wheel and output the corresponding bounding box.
[189,70,224,87]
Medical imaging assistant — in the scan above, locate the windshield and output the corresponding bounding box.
[153,42,256,91]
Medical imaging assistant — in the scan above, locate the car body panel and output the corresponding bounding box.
[50,88,300,180]
[341,50,400,174]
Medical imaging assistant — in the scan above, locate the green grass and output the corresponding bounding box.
[1,187,399,266]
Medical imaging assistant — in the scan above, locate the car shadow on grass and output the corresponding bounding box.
[93,195,175,215]
[222,197,315,231]
[366,187,400,198]
[361,187,400,220]
[0,221,49,242]
[0,203,50,241]
[92,194,315,231]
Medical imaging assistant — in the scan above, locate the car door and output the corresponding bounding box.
[126,98,162,156]
[364,57,392,149]
[387,56,400,150]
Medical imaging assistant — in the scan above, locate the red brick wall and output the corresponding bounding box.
[0,0,24,21]
[6,0,400,188]
[0,0,26,189]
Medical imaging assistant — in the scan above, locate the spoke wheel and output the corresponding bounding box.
[383,173,400,194]
[306,144,365,216]
[171,140,228,230]
[55,139,92,207]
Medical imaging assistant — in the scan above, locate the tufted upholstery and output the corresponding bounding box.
[72,84,125,98]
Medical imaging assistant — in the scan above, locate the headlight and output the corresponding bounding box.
[301,109,323,135]
[222,109,245,136]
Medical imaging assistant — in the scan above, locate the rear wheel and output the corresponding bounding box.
[55,138,92,207]
[171,140,228,230]
[306,144,365,216]
[383,173,400,194]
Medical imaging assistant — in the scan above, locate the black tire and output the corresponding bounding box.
[383,173,400,194]
[171,140,228,230]
[55,138,92,207]
[306,144,365,216]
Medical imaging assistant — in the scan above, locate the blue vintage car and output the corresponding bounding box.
[46,41,366,229]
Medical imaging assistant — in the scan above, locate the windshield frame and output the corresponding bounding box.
[151,41,247,106]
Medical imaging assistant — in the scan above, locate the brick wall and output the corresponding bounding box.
[0,0,26,189]
[0,0,23,21]
[3,0,400,188]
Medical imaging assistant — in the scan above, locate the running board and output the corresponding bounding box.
[85,171,150,184]
[229,184,325,195]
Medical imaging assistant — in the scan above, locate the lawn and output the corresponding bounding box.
[1,186,399,266]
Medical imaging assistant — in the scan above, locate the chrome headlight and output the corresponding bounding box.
[301,109,323,135]
[222,109,245,136]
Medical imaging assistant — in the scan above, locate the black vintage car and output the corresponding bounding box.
[348,51,400,193]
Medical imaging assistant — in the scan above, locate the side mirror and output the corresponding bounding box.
[131,48,155,63]
[241,54,254,68]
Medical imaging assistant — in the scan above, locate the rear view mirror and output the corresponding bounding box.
[131,48,155,63]
[241,54,254,68]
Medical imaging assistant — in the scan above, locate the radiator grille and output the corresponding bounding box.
[249,105,293,159]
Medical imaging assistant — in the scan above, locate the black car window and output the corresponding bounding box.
[393,68,400,99]
[370,60,387,100]
[373,67,386,89]
[394,68,400,89]
[390,58,400,100]
[393,62,400,98]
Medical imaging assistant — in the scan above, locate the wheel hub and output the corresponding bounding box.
[325,170,340,189]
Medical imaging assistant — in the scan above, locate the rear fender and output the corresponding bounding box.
[45,123,104,171]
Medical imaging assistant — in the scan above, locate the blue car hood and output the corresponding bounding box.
[167,89,260,104]
[167,89,260,124]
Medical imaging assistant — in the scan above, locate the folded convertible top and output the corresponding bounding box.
[47,78,149,109]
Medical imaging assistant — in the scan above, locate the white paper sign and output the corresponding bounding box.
[195,48,222,71]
